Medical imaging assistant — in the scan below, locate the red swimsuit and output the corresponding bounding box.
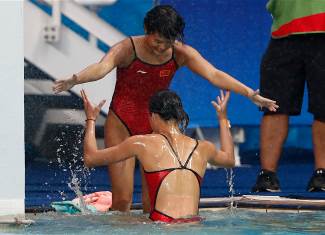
[144,134,203,223]
[110,37,178,135]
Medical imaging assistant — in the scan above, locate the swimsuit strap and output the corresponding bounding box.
[171,44,180,68]
[160,134,198,168]
[129,36,137,58]
[172,45,177,61]
[183,139,199,168]
[160,134,183,167]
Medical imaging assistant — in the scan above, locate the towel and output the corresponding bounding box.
[51,191,112,214]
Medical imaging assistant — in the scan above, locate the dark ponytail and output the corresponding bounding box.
[149,90,189,133]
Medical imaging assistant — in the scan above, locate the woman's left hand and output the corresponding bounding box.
[249,89,279,112]
[80,89,106,120]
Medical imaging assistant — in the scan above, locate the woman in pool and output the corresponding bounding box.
[53,5,277,213]
[81,89,234,223]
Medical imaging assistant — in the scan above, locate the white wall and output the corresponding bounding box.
[0,1,24,216]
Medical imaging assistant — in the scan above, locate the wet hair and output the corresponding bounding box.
[144,5,185,42]
[149,90,189,133]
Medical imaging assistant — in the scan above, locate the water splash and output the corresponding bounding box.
[54,127,93,211]
[67,172,89,214]
[225,168,237,214]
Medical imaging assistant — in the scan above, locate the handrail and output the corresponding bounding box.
[74,0,117,5]
[43,0,126,47]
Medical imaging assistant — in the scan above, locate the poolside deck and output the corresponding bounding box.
[199,195,325,211]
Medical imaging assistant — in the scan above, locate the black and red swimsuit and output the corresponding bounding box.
[110,37,178,135]
[144,134,203,223]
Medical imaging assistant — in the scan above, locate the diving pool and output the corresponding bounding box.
[1,209,325,235]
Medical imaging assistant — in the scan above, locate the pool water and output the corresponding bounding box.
[2,209,325,235]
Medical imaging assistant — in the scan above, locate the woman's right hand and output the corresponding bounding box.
[211,90,230,120]
[52,75,77,94]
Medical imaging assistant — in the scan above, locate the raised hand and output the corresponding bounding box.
[52,75,77,94]
[249,89,279,112]
[211,90,230,120]
[80,89,106,120]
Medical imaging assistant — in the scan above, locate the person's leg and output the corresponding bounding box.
[304,34,325,170]
[105,110,134,212]
[252,114,288,192]
[259,37,304,171]
[305,34,325,191]
[313,120,325,169]
[307,119,325,191]
[253,37,305,192]
[107,160,135,211]
[260,114,289,172]
[140,167,151,213]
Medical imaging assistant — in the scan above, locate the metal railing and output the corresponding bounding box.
[41,0,126,47]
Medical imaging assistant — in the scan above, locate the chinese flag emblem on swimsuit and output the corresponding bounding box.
[160,70,170,77]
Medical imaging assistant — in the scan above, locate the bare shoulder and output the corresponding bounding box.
[144,133,166,143]
[130,35,144,43]
[182,136,209,150]
[117,35,145,51]
[125,134,160,146]
[119,135,147,155]
[125,134,162,157]
[174,41,199,66]
[108,37,132,55]
[107,37,135,67]
[125,134,147,144]
[174,41,197,54]
[198,140,216,152]
[114,37,132,48]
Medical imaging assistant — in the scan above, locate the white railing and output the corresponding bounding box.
[25,0,121,113]
[74,0,117,5]
[42,0,125,47]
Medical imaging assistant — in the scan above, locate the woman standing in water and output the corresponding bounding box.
[81,89,234,223]
[53,5,277,212]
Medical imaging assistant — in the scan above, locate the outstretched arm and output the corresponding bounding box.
[206,90,235,168]
[175,44,278,112]
[52,39,129,94]
[80,89,138,167]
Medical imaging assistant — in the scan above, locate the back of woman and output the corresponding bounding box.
[141,133,209,221]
